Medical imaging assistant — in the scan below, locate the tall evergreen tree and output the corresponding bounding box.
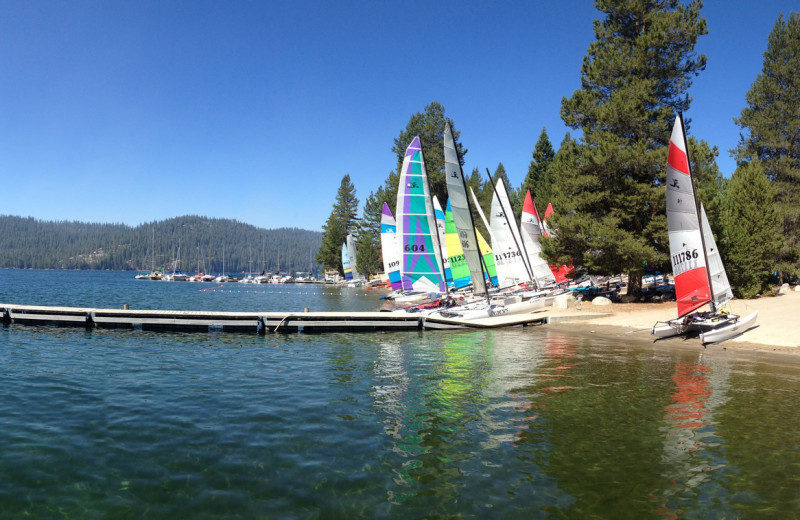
[520,127,556,211]
[546,0,708,295]
[356,189,384,277]
[734,11,800,281]
[720,159,783,298]
[316,175,359,273]
[391,103,467,204]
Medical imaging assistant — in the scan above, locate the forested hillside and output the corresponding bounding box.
[0,215,322,274]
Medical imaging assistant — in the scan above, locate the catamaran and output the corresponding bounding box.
[393,136,446,298]
[652,114,758,344]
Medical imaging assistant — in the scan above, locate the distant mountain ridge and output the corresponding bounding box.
[0,215,322,274]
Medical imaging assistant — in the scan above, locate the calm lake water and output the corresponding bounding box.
[1,270,799,518]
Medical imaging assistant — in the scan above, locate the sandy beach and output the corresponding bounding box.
[545,289,800,355]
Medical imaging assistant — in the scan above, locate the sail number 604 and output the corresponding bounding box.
[404,244,426,252]
[673,248,699,266]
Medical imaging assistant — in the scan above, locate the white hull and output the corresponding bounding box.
[700,311,758,344]
[652,310,758,344]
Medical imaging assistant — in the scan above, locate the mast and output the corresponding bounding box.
[485,168,536,286]
[678,113,716,313]
[444,122,490,304]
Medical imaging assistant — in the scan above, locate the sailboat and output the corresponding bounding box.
[380,203,403,291]
[652,114,758,344]
[345,234,362,286]
[489,177,534,288]
[395,136,446,295]
[520,190,557,288]
[341,242,354,282]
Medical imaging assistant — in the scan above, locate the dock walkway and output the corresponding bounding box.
[0,303,557,334]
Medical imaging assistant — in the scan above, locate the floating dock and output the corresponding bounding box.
[0,303,550,334]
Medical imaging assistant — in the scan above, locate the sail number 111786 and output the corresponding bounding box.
[673,248,699,267]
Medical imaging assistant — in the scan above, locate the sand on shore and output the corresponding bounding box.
[545,289,800,353]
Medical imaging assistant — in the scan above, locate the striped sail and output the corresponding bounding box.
[477,227,498,287]
[341,242,353,281]
[380,203,403,290]
[445,199,472,289]
[489,178,532,287]
[520,190,557,287]
[666,114,711,316]
[443,123,487,296]
[432,196,452,286]
[395,136,445,293]
[346,234,361,280]
[700,204,733,308]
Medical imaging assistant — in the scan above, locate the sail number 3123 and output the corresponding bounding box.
[672,248,699,266]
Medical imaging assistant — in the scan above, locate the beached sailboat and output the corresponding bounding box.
[652,114,758,344]
[380,203,403,291]
[395,136,446,294]
[520,190,557,288]
[489,177,534,288]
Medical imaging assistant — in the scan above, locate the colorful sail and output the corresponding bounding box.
[395,136,445,293]
[542,203,555,237]
[489,178,532,287]
[445,200,472,289]
[341,242,353,281]
[380,203,403,290]
[443,123,487,296]
[700,204,733,308]
[432,196,452,286]
[520,190,557,287]
[666,114,712,317]
[476,227,498,286]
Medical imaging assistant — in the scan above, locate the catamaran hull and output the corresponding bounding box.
[652,311,758,344]
[700,311,758,344]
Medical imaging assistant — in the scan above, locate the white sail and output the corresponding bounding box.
[489,178,532,287]
[432,196,451,286]
[700,204,733,308]
[443,123,487,296]
[346,234,361,280]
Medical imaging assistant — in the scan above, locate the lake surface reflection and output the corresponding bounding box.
[1,270,798,517]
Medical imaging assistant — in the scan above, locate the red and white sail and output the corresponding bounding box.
[666,115,711,316]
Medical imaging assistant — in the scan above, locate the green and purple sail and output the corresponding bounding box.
[395,136,445,293]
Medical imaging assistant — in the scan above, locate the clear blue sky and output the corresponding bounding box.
[1,1,795,231]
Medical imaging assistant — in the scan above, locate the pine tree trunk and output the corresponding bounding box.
[626,269,642,298]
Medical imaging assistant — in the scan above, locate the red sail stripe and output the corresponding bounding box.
[675,267,711,316]
[668,142,690,175]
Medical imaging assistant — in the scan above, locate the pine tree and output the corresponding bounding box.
[356,189,384,277]
[391,102,467,204]
[548,0,708,295]
[720,159,783,298]
[317,175,359,273]
[520,127,555,211]
[734,11,800,281]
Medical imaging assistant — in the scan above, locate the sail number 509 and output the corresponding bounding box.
[672,248,699,266]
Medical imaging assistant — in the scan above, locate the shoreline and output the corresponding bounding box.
[544,290,800,356]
